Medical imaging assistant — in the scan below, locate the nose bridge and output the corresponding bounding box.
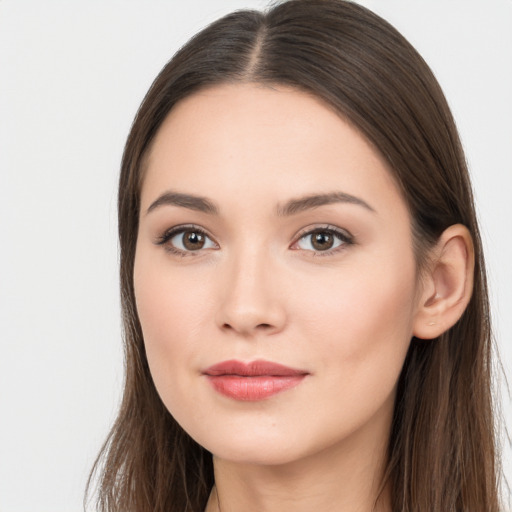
[216,242,285,335]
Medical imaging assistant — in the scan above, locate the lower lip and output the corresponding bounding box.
[206,375,306,401]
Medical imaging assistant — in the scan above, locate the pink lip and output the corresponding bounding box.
[203,360,308,401]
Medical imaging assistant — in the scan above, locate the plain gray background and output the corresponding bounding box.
[0,1,511,510]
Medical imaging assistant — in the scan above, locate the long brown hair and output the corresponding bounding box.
[87,1,501,510]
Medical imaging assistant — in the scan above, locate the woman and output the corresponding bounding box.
[88,1,502,510]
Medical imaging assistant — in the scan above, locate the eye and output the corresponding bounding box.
[292,226,353,254]
[156,225,218,255]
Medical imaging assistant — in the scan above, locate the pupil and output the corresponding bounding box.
[312,232,333,250]
[184,231,205,250]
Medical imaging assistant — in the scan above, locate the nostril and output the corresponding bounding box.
[221,322,274,332]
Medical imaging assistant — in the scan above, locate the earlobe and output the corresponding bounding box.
[413,224,475,340]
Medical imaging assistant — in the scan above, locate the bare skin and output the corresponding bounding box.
[134,83,474,512]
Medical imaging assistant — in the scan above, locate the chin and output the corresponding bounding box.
[191,427,307,466]
[213,445,303,467]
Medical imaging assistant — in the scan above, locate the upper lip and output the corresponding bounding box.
[203,359,309,377]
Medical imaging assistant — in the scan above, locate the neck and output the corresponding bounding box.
[205,420,392,512]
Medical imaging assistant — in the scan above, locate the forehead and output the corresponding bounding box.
[141,83,405,219]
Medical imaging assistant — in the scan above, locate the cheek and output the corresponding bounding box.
[133,249,220,403]
[294,254,417,390]
[134,242,212,335]
[134,250,189,373]
[276,260,417,452]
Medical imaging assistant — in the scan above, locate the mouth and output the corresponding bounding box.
[202,359,309,401]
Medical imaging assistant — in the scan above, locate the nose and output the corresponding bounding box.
[215,249,287,337]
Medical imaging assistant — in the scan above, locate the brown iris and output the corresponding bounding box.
[182,231,206,250]
[311,231,335,251]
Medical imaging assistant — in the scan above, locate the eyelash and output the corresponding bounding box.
[155,224,354,257]
[155,224,215,257]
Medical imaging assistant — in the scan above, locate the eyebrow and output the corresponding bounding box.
[145,190,375,216]
[276,191,376,216]
[146,191,219,215]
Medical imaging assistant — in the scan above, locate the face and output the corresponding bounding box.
[134,83,423,466]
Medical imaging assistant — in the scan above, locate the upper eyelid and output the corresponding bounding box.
[294,224,353,240]
[157,224,215,243]
[166,223,211,234]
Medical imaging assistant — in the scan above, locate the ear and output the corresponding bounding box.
[413,224,475,340]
